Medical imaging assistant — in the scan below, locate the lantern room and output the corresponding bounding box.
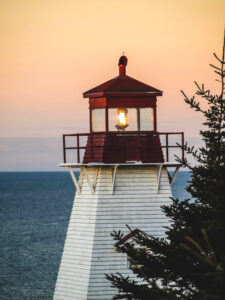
[62,56,184,164]
[84,55,162,134]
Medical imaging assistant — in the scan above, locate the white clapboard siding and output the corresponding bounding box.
[53,166,172,300]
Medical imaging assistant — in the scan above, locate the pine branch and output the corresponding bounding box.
[213,52,225,64]
[201,229,215,259]
[210,64,221,71]
[181,91,205,114]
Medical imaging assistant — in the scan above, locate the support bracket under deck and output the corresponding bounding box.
[169,166,180,187]
[67,167,81,193]
[156,164,163,193]
[111,165,118,194]
[83,167,98,195]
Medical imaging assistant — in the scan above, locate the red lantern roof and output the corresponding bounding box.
[83,56,163,98]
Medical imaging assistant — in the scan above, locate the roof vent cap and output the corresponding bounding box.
[118,55,128,76]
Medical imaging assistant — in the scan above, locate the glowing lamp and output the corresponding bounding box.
[116,108,128,130]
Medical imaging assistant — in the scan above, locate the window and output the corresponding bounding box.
[92,109,105,132]
[92,107,154,132]
[139,108,154,131]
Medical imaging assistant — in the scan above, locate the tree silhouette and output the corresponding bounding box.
[106,33,225,300]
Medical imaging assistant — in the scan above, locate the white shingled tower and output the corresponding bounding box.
[53,56,184,300]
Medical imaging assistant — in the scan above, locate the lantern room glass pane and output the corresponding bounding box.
[92,109,105,132]
[127,109,138,130]
[109,108,137,131]
[139,108,154,131]
[108,109,117,131]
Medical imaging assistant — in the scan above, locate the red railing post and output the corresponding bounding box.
[90,133,94,162]
[181,132,184,160]
[63,135,66,163]
[77,134,80,163]
[136,132,140,161]
[166,133,169,162]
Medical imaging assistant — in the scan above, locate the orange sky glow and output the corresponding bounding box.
[0,0,225,170]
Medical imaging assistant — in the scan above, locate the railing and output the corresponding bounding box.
[62,131,184,164]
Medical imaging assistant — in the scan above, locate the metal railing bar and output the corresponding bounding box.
[62,131,184,163]
[161,145,180,148]
[166,133,169,162]
[77,134,80,163]
[62,131,184,137]
[182,132,185,160]
[63,135,66,163]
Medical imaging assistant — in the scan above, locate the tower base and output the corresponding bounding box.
[53,164,176,300]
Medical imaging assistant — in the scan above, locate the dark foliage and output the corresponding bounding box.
[106,34,225,299]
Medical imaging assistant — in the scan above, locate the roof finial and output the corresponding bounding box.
[118,54,128,76]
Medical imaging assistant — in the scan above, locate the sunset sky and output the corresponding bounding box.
[0,0,225,171]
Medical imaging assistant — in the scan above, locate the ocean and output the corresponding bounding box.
[0,171,191,300]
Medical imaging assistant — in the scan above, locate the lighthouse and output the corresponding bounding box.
[53,56,184,300]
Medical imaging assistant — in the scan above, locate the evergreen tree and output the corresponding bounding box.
[106,34,225,300]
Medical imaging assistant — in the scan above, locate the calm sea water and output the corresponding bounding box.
[0,171,191,300]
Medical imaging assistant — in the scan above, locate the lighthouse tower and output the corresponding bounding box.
[53,56,184,300]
